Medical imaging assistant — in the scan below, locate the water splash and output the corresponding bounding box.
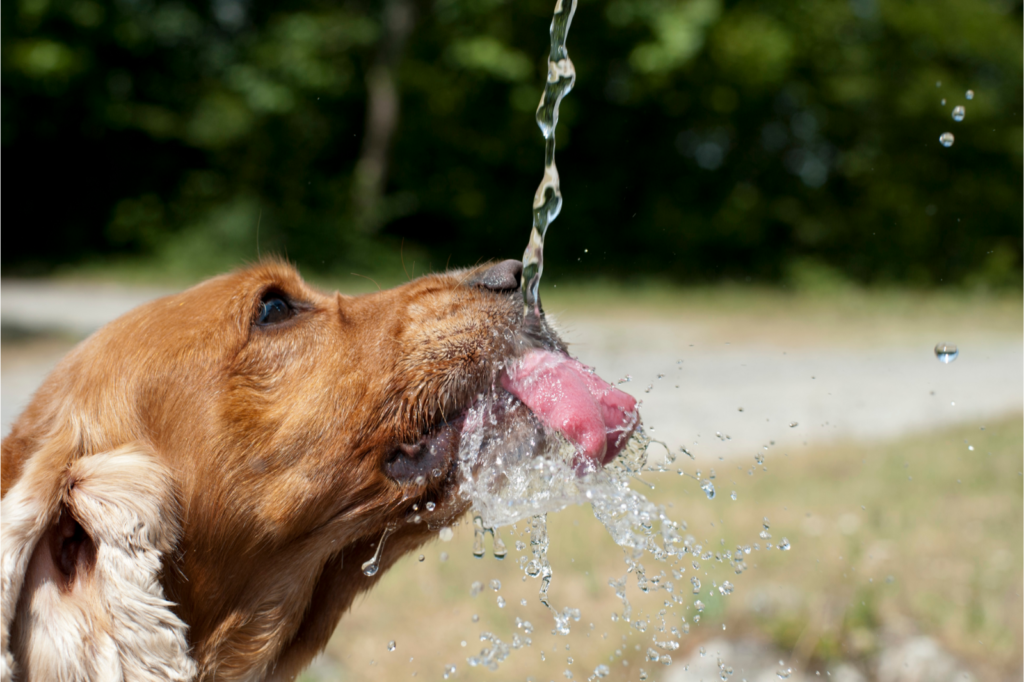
[521,0,579,318]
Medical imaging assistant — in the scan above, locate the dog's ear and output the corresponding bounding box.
[1,441,196,682]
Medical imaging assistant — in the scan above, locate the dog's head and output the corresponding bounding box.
[0,260,635,680]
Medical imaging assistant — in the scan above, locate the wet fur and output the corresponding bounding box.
[1,261,531,681]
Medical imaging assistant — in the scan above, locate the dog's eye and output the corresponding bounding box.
[257,297,292,325]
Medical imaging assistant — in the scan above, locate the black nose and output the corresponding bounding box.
[472,259,523,293]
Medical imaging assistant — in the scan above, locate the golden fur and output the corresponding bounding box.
[1,261,528,680]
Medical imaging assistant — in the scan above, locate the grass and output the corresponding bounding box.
[309,415,1022,681]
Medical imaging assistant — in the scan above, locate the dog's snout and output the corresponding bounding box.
[472,259,523,293]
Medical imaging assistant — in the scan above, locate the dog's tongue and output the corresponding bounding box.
[501,350,638,469]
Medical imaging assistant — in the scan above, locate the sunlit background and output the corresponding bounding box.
[2,0,1022,679]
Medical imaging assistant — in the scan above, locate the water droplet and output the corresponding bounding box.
[700,479,716,499]
[691,577,701,593]
[941,98,947,106]
[789,421,798,428]
[777,668,793,679]
[490,579,502,591]
[719,581,734,595]
[439,527,454,542]
[439,552,449,562]
[470,581,484,597]
[497,596,506,608]
[779,538,791,551]
[966,89,974,100]
[443,664,456,679]
[694,600,705,612]
[418,554,425,562]
[952,105,965,122]
[388,641,396,652]
[934,342,958,363]
[493,533,508,560]
[425,501,436,511]
[594,664,611,678]
[472,514,486,558]
[660,655,672,666]
[639,669,649,681]
[939,132,954,148]
[361,524,396,576]
[472,614,480,622]
[730,491,737,501]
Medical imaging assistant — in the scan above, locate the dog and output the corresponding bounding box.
[0,259,636,681]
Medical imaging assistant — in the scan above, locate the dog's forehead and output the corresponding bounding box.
[199,261,318,302]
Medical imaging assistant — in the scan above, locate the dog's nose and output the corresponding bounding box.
[472,259,523,293]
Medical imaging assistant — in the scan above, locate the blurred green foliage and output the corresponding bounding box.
[3,0,1021,286]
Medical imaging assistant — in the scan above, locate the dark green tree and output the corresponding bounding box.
[3,0,1021,286]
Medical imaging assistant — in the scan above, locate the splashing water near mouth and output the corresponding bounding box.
[454,0,688,648]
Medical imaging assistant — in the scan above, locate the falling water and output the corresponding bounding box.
[444,1,798,676]
[361,523,397,576]
[520,0,579,318]
[934,342,959,363]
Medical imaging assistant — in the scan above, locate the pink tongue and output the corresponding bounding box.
[500,350,638,469]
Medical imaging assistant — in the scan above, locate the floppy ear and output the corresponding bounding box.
[1,442,196,682]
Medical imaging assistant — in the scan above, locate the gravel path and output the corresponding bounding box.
[3,280,1020,453]
[563,316,1021,460]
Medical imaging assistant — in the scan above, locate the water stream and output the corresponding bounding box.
[520,0,578,319]
[453,0,790,676]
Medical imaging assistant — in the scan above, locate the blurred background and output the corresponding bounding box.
[2,0,1021,285]
[2,0,1022,680]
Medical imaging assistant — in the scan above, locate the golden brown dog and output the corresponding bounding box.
[0,259,635,681]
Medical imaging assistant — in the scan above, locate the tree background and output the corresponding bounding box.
[3,0,1021,287]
